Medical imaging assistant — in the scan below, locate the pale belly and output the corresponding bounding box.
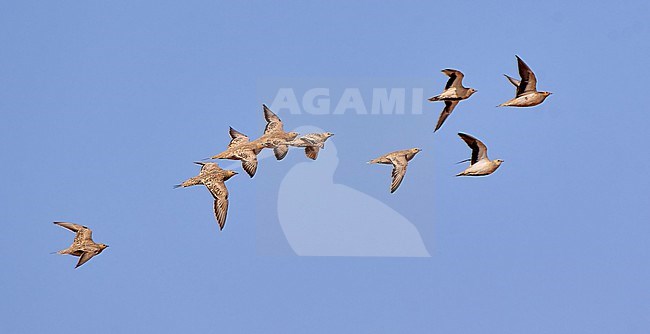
[439,88,462,99]
[464,161,499,176]
[511,93,546,107]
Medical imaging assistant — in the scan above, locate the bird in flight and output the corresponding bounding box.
[210,127,273,178]
[428,69,477,132]
[283,132,334,160]
[256,104,299,160]
[456,133,503,176]
[368,148,422,193]
[53,222,108,268]
[498,55,552,107]
[175,162,238,230]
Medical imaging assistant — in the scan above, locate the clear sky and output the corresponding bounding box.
[2,1,650,333]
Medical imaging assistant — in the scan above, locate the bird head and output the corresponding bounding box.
[412,148,422,154]
[224,170,238,179]
[98,244,109,252]
[494,159,504,165]
[467,88,478,96]
[541,91,552,97]
[287,132,300,140]
[323,132,334,138]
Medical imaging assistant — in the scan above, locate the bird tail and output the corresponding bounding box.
[209,152,229,159]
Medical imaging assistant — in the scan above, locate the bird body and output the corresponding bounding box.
[456,133,503,177]
[498,55,552,107]
[255,104,299,160]
[54,222,108,268]
[429,87,471,101]
[456,158,502,176]
[283,132,334,160]
[428,69,477,132]
[176,162,238,230]
[368,148,421,193]
[210,127,272,177]
[498,92,551,107]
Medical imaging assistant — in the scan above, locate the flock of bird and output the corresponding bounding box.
[53,55,551,268]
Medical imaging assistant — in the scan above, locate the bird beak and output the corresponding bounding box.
[233,171,239,175]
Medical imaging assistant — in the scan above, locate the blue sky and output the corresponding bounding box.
[2,1,650,333]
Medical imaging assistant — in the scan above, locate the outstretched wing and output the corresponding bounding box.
[516,55,538,95]
[228,127,249,148]
[458,133,489,164]
[434,100,459,132]
[442,69,465,89]
[390,156,409,193]
[239,150,259,177]
[274,145,289,160]
[305,146,320,160]
[205,178,229,230]
[53,222,85,233]
[262,104,283,134]
[75,251,97,268]
[504,74,520,88]
[55,222,93,243]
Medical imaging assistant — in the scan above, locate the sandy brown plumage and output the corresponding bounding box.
[368,148,421,193]
[283,132,334,160]
[175,162,238,230]
[54,222,108,268]
[498,55,552,107]
[255,104,299,160]
[210,127,273,177]
[456,133,503,176]
[427,69,477,132]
